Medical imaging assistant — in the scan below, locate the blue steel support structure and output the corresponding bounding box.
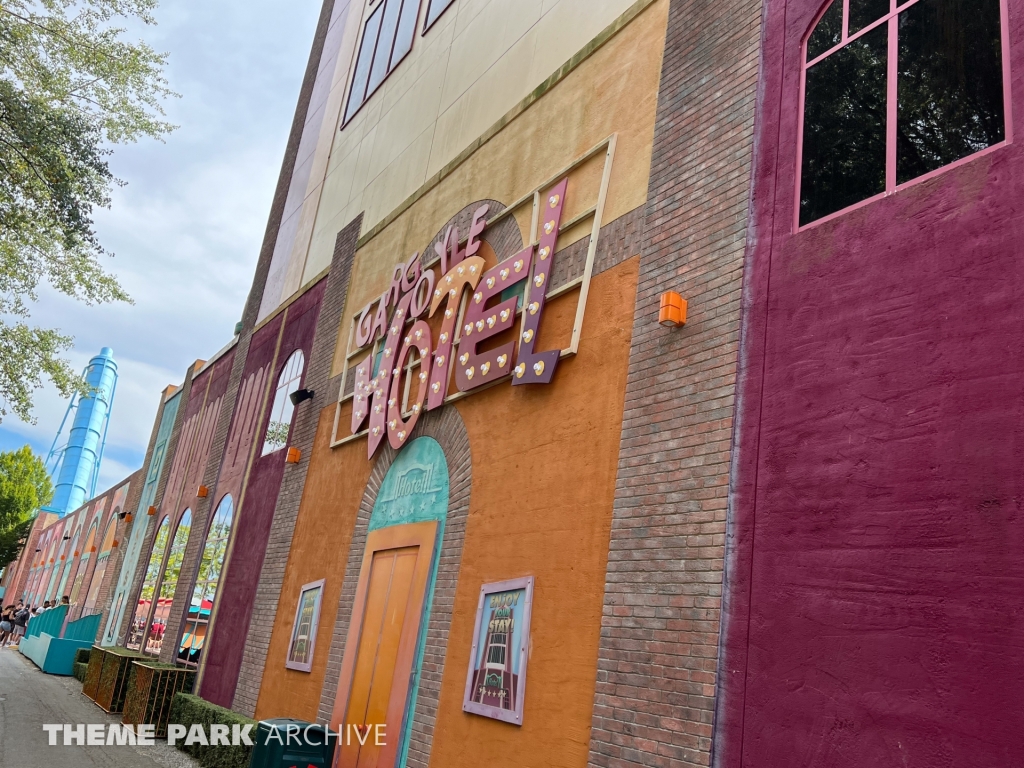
[45,348,118,516]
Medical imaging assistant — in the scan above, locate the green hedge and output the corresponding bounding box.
[168,692,256,768]
[73,661,88,683]
[74,647,91,665]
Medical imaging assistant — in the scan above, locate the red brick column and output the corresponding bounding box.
[586,0,762,766]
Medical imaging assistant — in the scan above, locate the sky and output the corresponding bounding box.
[0,0,324,495]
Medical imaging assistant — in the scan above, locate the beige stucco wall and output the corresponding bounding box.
[329,0,667,378]
[260,0,650,319]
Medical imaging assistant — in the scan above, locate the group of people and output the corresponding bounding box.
[0,596,69,647]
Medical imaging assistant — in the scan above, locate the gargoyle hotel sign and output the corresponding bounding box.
[337,136,617,459]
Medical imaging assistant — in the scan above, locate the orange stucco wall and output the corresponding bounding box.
[254,408,372,721]
[430,255,639,768]
[256,254,639,767]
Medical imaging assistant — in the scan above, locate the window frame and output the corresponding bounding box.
[126,514,171,652]
[341,0,424,128]
[422,0,455,34]
[261,348,306,456]
[69,520,99,606]
[82,518,117,615]
[55,523,82,601]
[176,494,235,669]
[285,578,326,672]
[794,0,1012,231]
[142,508,193,656]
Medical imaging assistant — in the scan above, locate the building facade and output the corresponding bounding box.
[2,470,141,625]
[5,0,1019,766]
[188,1,761,767]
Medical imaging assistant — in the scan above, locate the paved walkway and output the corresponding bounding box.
[0,646,198,768]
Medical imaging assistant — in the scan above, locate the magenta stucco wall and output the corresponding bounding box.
[719,1,1024,766]
[200,278,325,707]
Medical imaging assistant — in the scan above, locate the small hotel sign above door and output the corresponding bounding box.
[333,137,617,458]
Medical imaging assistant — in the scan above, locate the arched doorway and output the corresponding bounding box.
[331,436,450,768]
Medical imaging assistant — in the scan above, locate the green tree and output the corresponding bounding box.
[0,0,175,422]
[0,445,52,566]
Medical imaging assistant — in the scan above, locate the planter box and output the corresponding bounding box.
[82,646,104,700]
[94,647,148,713]
[122,662,196,738]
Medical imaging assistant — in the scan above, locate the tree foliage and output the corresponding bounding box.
[0,0,175,422]
[0,445,52,566]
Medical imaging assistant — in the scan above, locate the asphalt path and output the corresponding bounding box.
[0,646,198,768]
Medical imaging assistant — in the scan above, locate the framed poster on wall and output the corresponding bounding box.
[286,579,325,672]
[462,576,534,725]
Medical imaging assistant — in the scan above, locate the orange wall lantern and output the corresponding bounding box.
[286,447,302,464]
[659,291,687,327]
[147,505,157,516]
[197,485,209,498]
[125,513,133,523]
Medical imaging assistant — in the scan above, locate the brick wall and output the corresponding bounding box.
[93,469,144,630]
[232,215,361,715]
[585,0,762,766]
[118,363,201,645]
[4,515,46,602]
[158,352,233,663]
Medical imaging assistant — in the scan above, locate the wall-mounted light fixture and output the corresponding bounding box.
[286,447,302,464]
[124,513,133,523]
[197,485,209,498]
[147,505,157,516]
[289,388,314,406]
[659,292,687,328]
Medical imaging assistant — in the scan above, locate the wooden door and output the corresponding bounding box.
[332,521,437,768]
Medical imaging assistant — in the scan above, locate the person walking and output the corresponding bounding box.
[11,601,29,648]
[0,605,14,647]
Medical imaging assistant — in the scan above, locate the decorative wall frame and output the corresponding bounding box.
[286,578,325,672]
[462,576,534,725]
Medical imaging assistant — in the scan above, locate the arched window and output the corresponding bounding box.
[799,0,1007,225]
[26,532,51,605]
[143,509,193,656]
[69,521,99,606]
[178,496,235,668]
[45,529,71,603]
[55,523,83,601]
[82,519,117,615]
[126,516,170,651]
[262,349,305,455]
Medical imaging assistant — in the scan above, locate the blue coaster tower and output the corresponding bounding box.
[44,348,118,516]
